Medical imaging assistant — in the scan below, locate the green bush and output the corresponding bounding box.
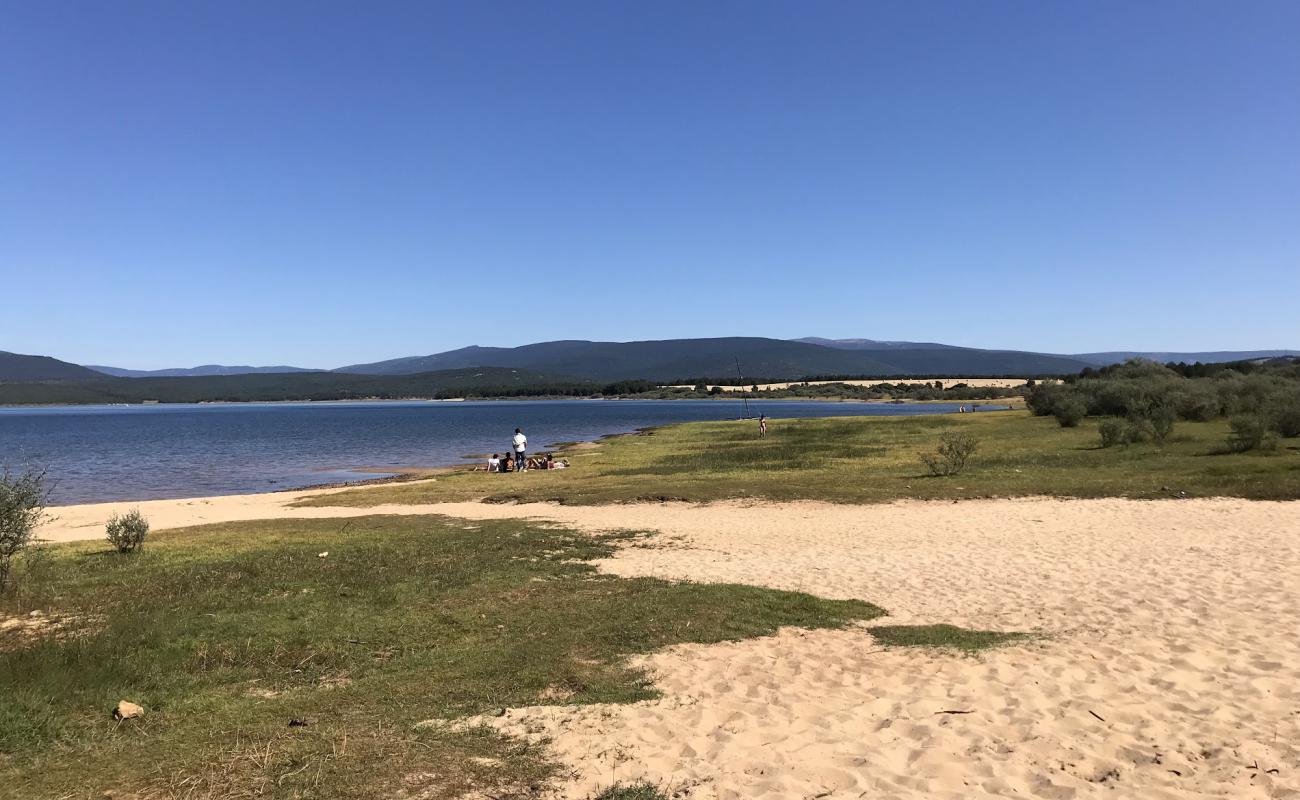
[1173,384,1222,421]
[1125,416,1156,444]
[106,508,150,553]
[1226,416,1273,453]
[1052,394,1088,428]
[1098,418,1128,448]
[0,468,48,592]
[1266,391,1300,438]
[1146,404,1176,444]
[1025,383,1068,417]
[921,432,978,476]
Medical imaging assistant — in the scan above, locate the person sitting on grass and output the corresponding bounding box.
[486,453,501,472]
[545,454,570,469]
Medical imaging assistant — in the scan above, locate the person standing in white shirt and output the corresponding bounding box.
[512,428,528,470]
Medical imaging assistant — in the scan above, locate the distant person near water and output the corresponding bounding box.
[758,414,767,437]
[487,453,501,472]
[512,428,528,470]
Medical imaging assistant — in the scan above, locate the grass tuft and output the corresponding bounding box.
[868,624,1026,652]
[594,782,670,799]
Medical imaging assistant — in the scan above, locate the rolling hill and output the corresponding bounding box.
[800,339,1300,369]
[8,339,1297,395]
[0,367,583,406]
[88,364,320,378]
[336,337,1092,380]
[0,351,104,382]
[792,337,961,351]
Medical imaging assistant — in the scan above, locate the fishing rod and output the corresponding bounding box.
[734,356,751,420]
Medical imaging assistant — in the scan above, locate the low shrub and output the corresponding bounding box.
[921,432,978,477]
[1125,416,1156,444]
[1174,385,1222,421]
[106,508,150,553]
[1225,416,1274,453]
[1267,393,1300,438]
[1052,395,1088,428]
[1146,405,1176,444]
[0,468,48,592]
[1098,418,1128,448]
[1025,383,1068,417]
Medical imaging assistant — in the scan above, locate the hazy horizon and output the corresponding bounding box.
[4,3,1298,369]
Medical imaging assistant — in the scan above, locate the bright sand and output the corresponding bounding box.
[38,493,1300,798]
[668,377,1034,391]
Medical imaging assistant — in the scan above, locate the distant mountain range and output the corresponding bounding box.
[3,339,1298,387]
[0,367,574,405]
[1068,350,1300,367]
[87,364,322,378]
[333,338,1092,380]
[800,339,1300,366]
[0,351,104,382]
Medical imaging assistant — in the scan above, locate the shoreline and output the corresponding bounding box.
[23,404,1015,508]
[1,396,1020,410]
[39,430,617,512]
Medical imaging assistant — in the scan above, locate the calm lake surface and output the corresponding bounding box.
[0,399,1006,504]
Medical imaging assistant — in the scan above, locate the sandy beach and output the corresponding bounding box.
[37,490,1300,798]
[669,377,1033,392]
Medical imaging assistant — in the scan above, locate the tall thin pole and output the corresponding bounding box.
[735,357,751,420]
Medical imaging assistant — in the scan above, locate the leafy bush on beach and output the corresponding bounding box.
[921,432,978,476]
[0,468,48,592]
[106,508,150,553]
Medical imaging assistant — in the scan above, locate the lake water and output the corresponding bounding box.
[0,399,1006,504]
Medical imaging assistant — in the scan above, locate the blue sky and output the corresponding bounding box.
[2,2,1297,369]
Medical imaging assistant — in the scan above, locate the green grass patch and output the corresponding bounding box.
[868,624,1026,652]
[302,412,1300,508]
[594,783,670,800]
[0,516,881,799]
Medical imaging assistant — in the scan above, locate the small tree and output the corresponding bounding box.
[106,509,150,553]
[0,468,49,592]
[921,432,978,477]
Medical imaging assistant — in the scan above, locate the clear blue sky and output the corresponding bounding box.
[2,2,1297,369]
